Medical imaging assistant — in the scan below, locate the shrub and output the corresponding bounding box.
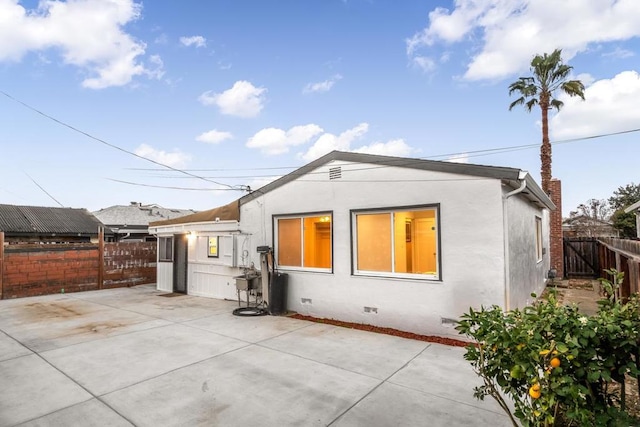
[456,269,640,426]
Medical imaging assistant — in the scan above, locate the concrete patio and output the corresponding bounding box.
[0,284,513,426]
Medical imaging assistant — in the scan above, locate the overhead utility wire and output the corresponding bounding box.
[24,172,65,207]
[113,125,640,191]
[126,126,640,176]
[0,90,240,191]
[106,178,241,191]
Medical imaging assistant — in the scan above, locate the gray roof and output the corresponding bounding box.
[93,203,196,229]
[240,151,554,210]
[0,204,104,236]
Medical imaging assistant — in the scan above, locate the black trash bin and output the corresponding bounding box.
[269,272,288,315]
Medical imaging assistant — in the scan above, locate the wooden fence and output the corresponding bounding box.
[564,237,599,278]
[598,238,640,300]
[0,231,156,299]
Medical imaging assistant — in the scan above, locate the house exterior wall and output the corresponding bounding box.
[151,221,244,296]
[239,160,508,338]
[505,192,550,310]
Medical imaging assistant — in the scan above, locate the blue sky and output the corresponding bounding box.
[0,0,639,217]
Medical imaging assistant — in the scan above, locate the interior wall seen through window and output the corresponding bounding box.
[356,208,437,276]
[277,215,331,269]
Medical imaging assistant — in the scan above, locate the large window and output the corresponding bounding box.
[275,213,332,271]
[159,236,173,262]
[353,206,439,279]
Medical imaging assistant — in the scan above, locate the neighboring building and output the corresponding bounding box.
[0,204,107,243]
[93,202,196,242]
[562,215,620,238]
[149,151,554,339]
[624,200,640,239]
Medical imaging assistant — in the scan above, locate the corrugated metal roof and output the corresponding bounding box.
[0,204,104,235]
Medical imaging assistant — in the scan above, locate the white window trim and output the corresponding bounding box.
[351,206,440,281]
[158,236,173,262]
[535,216,543,263]
[274,213,333,272]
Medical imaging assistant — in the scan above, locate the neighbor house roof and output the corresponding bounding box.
[93,202,196,230]
[239,150,555,210]
[150,200,240,227]
[624,200,640,214]
[0,204,104,236]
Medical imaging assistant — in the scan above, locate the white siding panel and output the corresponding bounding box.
[187,262,239,300]
[156,262,173,292]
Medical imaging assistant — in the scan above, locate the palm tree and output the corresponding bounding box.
[508,49,585,194]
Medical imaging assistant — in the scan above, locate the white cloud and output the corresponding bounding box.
[411,56,436,73]
[180,35,206,48]
[551,70,640,139]
[446,153,469,164]
[134,144,190,168]
[407,0,640,80]
[300,123,369,161]
[353,139,415,157]
[0,0,154,89]
[303,74,342,94]
[603,47,635,59]
[246,176,281,192]
[199,81,267,118]
[195,129,233,144]
[247,124,324,155]
[146,54,165,80]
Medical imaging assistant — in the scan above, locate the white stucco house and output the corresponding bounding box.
[149,151,554,338]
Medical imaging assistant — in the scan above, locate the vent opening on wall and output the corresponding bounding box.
[329,167,342,180]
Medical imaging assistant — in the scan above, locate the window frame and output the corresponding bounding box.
[207,236,219,258]
[273,211,333,273]
[535,216,543,262]
[351,204,441,281]
[158,236,173,262]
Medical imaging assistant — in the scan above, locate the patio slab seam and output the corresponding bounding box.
[180,316,317,345]
[91,341,255,398]
[2,342,138,427]
[326,343,434,426]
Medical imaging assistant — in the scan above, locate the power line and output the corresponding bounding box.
[24,172,64,207]
[123,126,640,177]
[0,90,241,191]
[106,178,240,191]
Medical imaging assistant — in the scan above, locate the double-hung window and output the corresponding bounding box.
[159,236,173,262]
[275,213,332,271]
[352,205,439,280]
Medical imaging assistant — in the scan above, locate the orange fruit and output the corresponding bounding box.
[550,357,561,368]
[529,384,541,399]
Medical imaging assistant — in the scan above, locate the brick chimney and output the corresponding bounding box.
[548,179,564,279]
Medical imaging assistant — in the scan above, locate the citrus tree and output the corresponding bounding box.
[457,270,640,426]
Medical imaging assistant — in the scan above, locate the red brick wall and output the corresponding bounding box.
[1,241,157,299]
[2,245,100,298]
[103,242,156,288]
[548,179,564,279]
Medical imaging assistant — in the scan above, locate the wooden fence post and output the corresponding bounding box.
[98,227,104,290]
[0,231,4,300]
